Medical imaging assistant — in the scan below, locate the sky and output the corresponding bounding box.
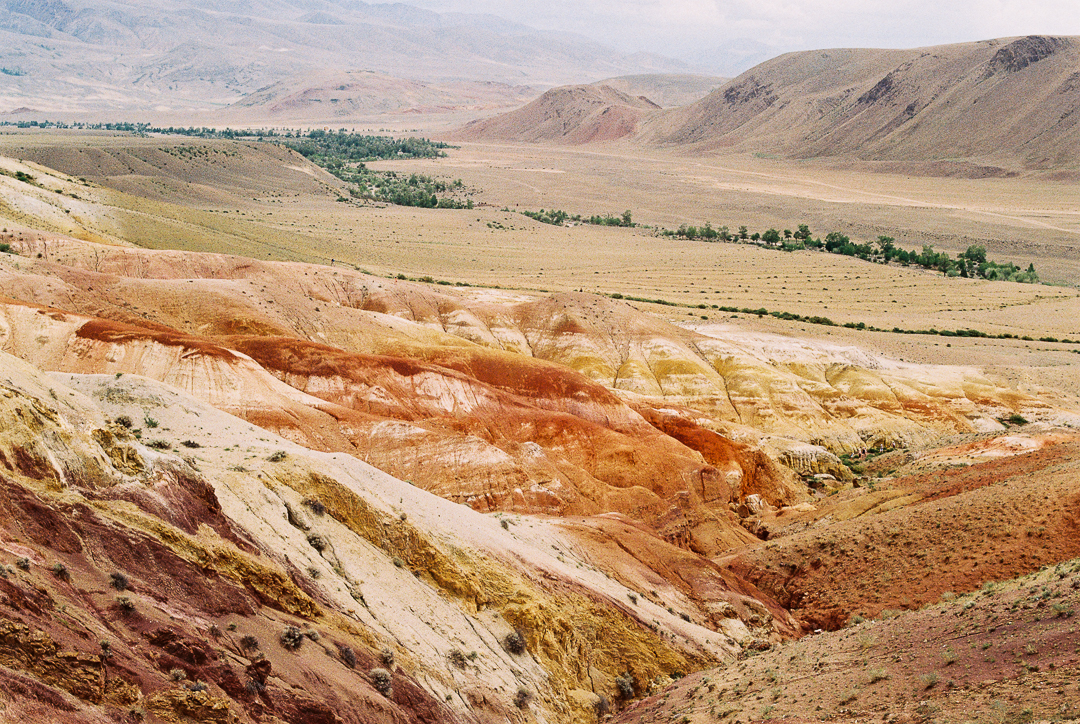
[406,0,1080,73]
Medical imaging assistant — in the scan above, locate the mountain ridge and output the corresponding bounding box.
[457,35,1080,171]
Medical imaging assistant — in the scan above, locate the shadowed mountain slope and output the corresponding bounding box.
[645,35,1080,169]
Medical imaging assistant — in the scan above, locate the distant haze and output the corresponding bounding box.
[407,0,1080,74]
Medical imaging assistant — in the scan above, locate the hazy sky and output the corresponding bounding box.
[407,0,1080,72]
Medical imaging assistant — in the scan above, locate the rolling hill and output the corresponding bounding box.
[458,35,1080,171]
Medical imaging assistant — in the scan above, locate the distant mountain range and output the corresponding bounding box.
[0,0,692,118]
[459,35,1080,171]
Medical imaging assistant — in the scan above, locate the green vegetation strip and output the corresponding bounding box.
[608,294,1080,346]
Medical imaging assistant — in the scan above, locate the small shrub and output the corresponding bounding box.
[919,672,939,689]
[942,647,958,665]
[392,556,405,568]
[627,592,638,604]
[116,596,135,613]
[51,562,69,580]
[187,681,207,692]
[143,416,159,429]
[338,644,357,668]
[500,518,509,530]
[503,629,526,655]
[240,635,259,652]
[302,498,326,515]
[307,534,328,552]
[147,439,170,450]
[279,626,304,651]
[1053,602,1074,618]
[16,557,29,570]
[180,440,201,448]
[867,668,890,683]
[114,415,133,428]
[369,667,392,695]
[513,685,531,708]
[268,450,287,462]
[109,571,129,590]
[305,629,320,641]
[447,648,466,668]
[169,668,187,681]
[380,647,395,667]
[616,672,635,699]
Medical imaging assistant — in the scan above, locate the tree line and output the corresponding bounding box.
[664,223,1039,283]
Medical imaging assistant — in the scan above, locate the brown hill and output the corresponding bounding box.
[614,557,1080,724]
[453,84,662,144]
[462,36,1080,170]
[643,35,1080,169]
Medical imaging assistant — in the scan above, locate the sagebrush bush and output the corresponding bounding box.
[280,626,304,651]
[503,629,526,655]
[369,667,392,695]
[338,644,357,668]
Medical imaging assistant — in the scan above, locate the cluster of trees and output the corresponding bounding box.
[522,209,574,225]
[814,232,1038,282]
[338,168,471,209]
[281,130,451,163]
[519,209,634,228]
[275,131,464,207]
[668,221,1040,284]
[589,210,634,227]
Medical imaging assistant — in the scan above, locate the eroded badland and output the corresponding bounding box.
[0,29,1080,724]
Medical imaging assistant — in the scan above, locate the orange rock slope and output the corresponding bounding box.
[3,234,1070,558]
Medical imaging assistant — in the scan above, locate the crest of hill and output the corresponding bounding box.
[593,73,729,108]
[641,35,1080,170]
[452,84,662,144]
